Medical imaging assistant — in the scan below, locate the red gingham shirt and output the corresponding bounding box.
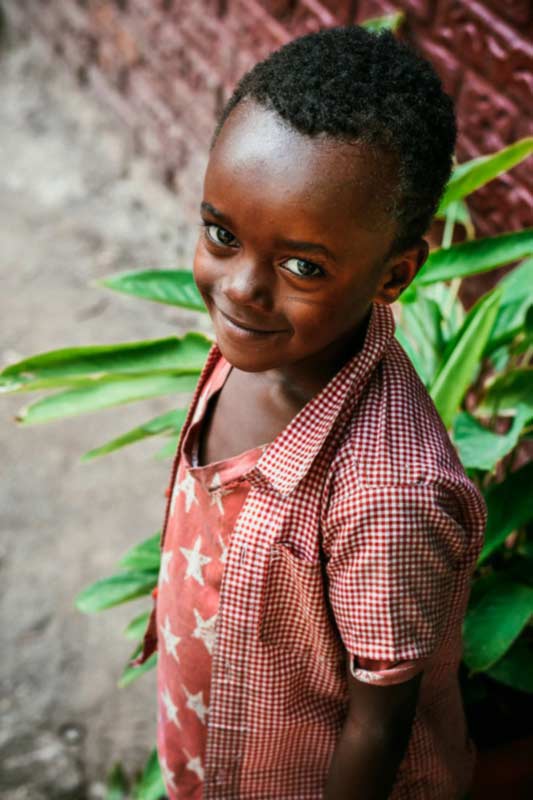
[135,301,487,799]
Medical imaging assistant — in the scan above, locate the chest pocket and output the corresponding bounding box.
[258,542,342,664]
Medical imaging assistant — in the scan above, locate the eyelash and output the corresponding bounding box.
[199,221,326,279]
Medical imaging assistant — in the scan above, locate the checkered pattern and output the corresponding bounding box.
[136,301,486,799]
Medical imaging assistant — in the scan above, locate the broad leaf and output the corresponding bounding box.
[119,532,161,572]
[463,575,533,672]
[438,137,533,213]
[397,294,444,386]
[105,763,129,800]
[154,434,181,460]
[452,407,529,471]
[361,11,404,32]
[486,257,533,352]
[124,610,151,641]
[75,571,158,613]
[479,461,533,563]
[413,229,533,287]
[16,373,199,425]
[133,749,166,800]
[0,333,211,392]
[82,408,187,460]
[430,289,502,428]
[485,637,533,694]
[394,326,429,385]
[479,368,533,418]
[119,651,157,688]
[98,269,207,312]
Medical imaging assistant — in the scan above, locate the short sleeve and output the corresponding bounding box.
[323,479,482,667]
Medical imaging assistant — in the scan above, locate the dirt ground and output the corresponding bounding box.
[0,27,211,799]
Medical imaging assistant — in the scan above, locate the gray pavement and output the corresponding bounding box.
[0,29,210,798]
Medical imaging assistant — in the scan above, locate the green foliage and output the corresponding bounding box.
[104,749,165,800]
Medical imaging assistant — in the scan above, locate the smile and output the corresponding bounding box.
[217,307,288,337]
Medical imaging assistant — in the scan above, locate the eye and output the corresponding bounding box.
[204,223,238,248]
[281,257,324,278]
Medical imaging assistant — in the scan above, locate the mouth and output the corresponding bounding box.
[217,307,288,337]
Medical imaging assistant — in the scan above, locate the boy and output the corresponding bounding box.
[135,25,486,799]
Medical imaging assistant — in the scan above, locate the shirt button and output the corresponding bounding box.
[239,546,247,564]
[214,768,227,784]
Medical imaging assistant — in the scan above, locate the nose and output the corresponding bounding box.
[222,255,274,311]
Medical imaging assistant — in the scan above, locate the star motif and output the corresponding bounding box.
[216,530,228,565]
[209,471,235,516]
[161,685,181,728]
[180,536,211,587]
[183,749,205,781]
[159,550,173,585]
[160,754,177,790]
[159,614,181,662]
[171,469,198,515]
[192,608,217,655]
[183,685,208,724]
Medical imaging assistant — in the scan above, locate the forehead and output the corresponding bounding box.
[205,100,397,237]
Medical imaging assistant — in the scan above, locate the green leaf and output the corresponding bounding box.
[133,749,166,800]
[485,636,533,694]
[119,651,158,688]
[486,257,533,351]
[119,532,161,572]
[75,572,158,613]
[438,137,533,213]
[124,610,151,641]
[463,576,533,672]
[98,269,207,312]
[430,289,502,429]
[394,326,429,385]
[0,333,212,392]
[154,434,181,460]
[397,293,445,386]
[479,368,533,418]
[16,373,198,425]
[82,408,187,460]
[479,461,533,564]
[105,763,129,800]
[413,229,533,287]
[361,11,404,32]
[435,197,473,230]
[452,407,529,471]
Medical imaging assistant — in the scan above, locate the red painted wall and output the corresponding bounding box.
[6,0,533,238]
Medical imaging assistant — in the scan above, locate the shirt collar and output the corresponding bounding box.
[254,302,396,496]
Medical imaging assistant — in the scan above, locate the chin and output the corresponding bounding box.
[215,339,284,373]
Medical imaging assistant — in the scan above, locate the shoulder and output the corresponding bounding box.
[323,336,486,539]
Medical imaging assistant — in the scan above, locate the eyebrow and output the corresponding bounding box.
[200,201,337,261]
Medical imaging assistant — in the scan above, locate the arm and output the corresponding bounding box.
[324,653,422,800]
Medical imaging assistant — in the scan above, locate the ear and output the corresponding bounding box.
[374,240,429,305]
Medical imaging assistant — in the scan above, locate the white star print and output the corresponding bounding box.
[159,614,181,662]
[159,550,173,585]
[160,754,177,790]
[192,608,218,655]
[209,471,235,516]
[183,685,209,724]
[180,536,211,587]
[171,469,198,515]
[183,748,205,781]
[216,530,228,565]
[161,685,181,728]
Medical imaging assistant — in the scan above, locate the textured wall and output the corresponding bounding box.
[6,0,533,237]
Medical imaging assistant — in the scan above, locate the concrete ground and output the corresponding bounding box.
[0,27,211,799]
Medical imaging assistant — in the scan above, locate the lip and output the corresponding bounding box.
[217,307,288,337]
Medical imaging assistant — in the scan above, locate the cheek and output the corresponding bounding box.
[192,244,215,297]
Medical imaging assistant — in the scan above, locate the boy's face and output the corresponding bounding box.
[194,100,425,376]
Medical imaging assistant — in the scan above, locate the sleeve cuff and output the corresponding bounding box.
[349,654,427,685]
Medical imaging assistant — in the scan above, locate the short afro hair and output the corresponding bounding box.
[212,26,456,255]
